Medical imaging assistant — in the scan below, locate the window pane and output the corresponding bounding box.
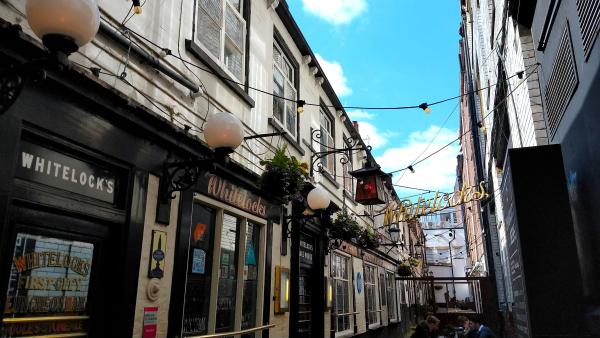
[273,45,282,68]
[225,39,243,80]
[200,0,223,23]
[285,86,297,137]
[183,204,216,335]
[5,233,94,321]
[241,222,260,335]
[215,214,240,332]
[225,6,244,50]
[197,7,222,59]
[273,68,285,123]
[227,0,241,11]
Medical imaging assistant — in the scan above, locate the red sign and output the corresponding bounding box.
[143,307,158,338]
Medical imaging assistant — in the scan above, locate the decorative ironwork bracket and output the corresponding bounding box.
[309,129,371,175]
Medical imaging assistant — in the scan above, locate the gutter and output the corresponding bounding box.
[98,21,200,93]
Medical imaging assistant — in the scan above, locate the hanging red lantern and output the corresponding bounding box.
[350,161,387,205]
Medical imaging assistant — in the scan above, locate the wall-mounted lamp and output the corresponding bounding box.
[274,266,290,314]
[159,112,284,202]
[2,0,100,114]
[27,0,100,56]
[281,186,331,243]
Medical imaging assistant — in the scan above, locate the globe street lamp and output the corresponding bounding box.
[26,0,100,56]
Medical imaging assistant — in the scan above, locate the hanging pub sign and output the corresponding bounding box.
[383,181,489,225]
[349,161,387,205]
[2,233,94,337]
[15,141,118,204]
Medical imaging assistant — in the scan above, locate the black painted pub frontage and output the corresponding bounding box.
[0,24,298,337]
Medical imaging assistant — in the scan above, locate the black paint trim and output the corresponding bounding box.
[262,219,273,338]
[0,114,22,323]
[186,40,255,108]
[244,0,252,94]
[120,170,149,336]
[167,189,194,337]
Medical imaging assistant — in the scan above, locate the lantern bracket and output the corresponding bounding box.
[158,148,234,202]
[310,129,370,175]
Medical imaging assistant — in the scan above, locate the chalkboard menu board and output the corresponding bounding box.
[501,164,531,338]
[501,146,586,337]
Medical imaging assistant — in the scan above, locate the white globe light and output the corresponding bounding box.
[307,187,330,210]
[203,112,244,150]
[26,0,100,51]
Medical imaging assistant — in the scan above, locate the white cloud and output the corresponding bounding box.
[376,126,460,196]
[355,121,396,149]
[347,109,375,120]
[315,54,352,97]
[301,0,367,25]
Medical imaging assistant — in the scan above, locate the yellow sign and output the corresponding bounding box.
[383,181,489,224]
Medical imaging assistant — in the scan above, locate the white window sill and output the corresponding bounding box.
[335,329,354,338]
[368,323,382,330]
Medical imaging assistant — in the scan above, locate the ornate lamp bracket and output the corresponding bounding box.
[310,129,371,175]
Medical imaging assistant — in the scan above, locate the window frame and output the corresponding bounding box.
[364,263,381,328]
[271,32,300,139]
[331,252,354,336]
[386,271,398,322]
[180,193,267,336]
[341,135,354,196]
[319,106,336,175]
[193,0,247,82]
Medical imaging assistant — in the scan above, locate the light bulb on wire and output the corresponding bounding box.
[133,0,142,14]
[297,100,305,113]
[419,102,432,114]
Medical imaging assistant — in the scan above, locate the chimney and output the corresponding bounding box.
[352,121,359,133]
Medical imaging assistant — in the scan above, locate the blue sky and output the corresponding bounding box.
[288,0,462,198]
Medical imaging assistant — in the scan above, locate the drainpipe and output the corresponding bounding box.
[99,21,200,93]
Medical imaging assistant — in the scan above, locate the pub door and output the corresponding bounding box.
[1,205,116,338]
[292,231,324,338]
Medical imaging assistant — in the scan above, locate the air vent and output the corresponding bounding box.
[576,0,600,59]
[544,23,578,138]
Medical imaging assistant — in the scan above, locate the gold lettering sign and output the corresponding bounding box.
[206,174,267,218]
[383,181,489,225]
[3,233,93,337]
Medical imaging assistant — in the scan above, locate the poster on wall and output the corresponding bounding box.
[192,248,206,274]
[1,233,94,337]
[149,230,167,279]
[143,307,158,338]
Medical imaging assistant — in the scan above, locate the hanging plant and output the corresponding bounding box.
[397,261,413,276]
[409,257,420,268]
[357,226,380,249]
[259,146,309,203]
[330,209,361,241]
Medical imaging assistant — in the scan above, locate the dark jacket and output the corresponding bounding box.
[478,325,497,338]
[411,321,431,338]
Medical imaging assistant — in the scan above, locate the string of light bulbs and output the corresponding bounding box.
[118,25,535,114]
[387,63,539,175]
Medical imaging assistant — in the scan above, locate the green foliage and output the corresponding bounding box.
[409,257,420,267]
[259,146,308,203]
[330,209,361,241]
[357,226,380,249]
[397,261,413,276]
